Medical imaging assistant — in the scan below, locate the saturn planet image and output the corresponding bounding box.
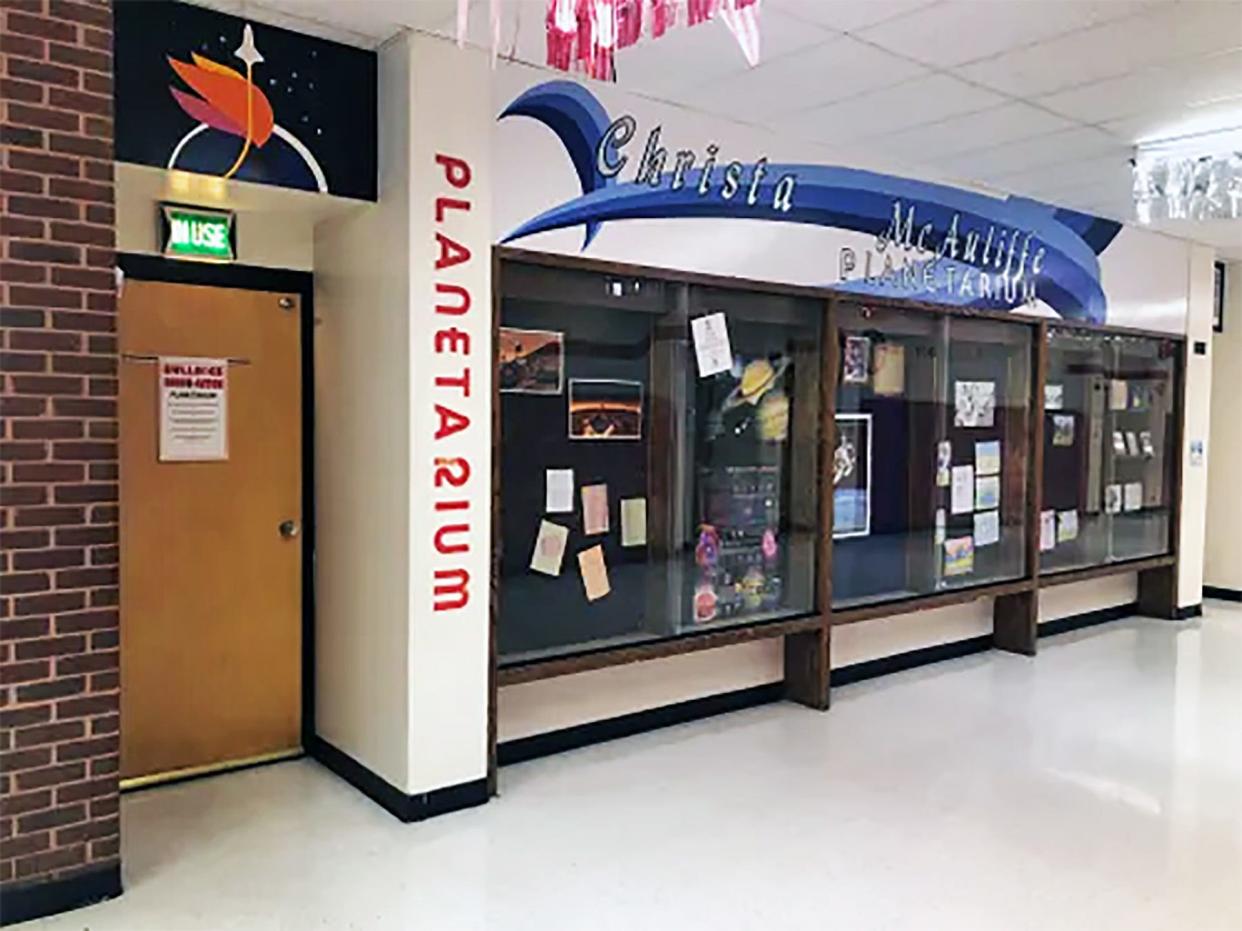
[719,356,791,442]
[722,357,790,411]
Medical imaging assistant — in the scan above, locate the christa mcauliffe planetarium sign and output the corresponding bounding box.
[496,80,1126,327]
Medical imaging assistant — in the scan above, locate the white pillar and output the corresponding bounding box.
[313,32,492,805]
[1177,244,1216,609]
[406,33,493,795]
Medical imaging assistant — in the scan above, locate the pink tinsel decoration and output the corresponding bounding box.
[650,0,675,37]
[542,0,761,80]
[546,0,577,70]
[687,0,716,26]
[571,0,616,81]
[616,0,642,49]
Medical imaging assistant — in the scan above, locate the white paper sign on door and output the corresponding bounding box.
[159,356,228,462]
[690,312,733,377]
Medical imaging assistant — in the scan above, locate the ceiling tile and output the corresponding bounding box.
[1104,96,1242,146]
[867,102,1076,162]
[780,73,1009,143]
[1148,219,1242,258]
[767,0,938,34]
[674,34,927,119]
[1038,48,1242,127]
[196,0,406,45]
[613,8,837,99]
[959,1,1239,98]
[852,0,1151,69]
[934,126,1128,181]
[996,156,1135,204]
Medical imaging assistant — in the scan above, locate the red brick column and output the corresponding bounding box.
[1,0,122,912]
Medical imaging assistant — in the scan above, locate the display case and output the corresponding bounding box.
[831,300,1033,609]
[496,260,823,664]
[493,251,1186,692]
[1040,327,1178,574]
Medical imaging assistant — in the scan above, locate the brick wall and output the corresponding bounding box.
[1,0,120,894]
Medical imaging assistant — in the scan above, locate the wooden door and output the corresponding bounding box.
[119,279,302,781]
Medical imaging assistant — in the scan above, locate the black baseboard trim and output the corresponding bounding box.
[1204,586,1242,603]
[1037,602,1137,638]
[498,682,784,766]
[1171,603,1203,620]
[0,863,121,926]
[832,634,994,687]
[308,736,488,822]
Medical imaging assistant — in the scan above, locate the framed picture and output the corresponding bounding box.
[842,335,871,385]
[568,379,643,440]
[944,536,975,576]
[1214,260,1226,333]
[832,413,872,539]
[498,327,564,394]
[954,380,996,428]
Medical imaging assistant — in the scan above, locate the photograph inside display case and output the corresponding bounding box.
[496,262,821,664]
[1040,328,1177,574]
[831,303,1031,609]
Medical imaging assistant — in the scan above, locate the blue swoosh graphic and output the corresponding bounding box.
[500,80,617,249]
[499,82,1122,322]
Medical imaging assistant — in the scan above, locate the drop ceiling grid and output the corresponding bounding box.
[185,0,1242,253]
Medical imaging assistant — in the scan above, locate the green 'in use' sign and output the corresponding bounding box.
[160,205,235,262]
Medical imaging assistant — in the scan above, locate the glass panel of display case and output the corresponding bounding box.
[832,303,1031,608]
[684,286,822,631]
[1105,333,1177,561]
[497,263,671,663]
[1040,328,1177,572]
[1040,328,1110,572]
[496,262,822,664]
[942,316,1031,590]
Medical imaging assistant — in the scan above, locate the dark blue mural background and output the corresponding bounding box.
[115,0,376,201]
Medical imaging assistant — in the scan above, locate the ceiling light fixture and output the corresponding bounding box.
[1132,127,1242,223]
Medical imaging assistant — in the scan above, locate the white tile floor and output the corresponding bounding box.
[28,603,1242,931]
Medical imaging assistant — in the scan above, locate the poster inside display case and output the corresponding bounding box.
[831,302,1032,609]
[496,262,821,664]
[1040,328,1177,573]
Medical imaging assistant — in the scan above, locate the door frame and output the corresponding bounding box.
[117,253,318,766]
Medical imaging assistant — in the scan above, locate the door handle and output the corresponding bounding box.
[279,519,301,540]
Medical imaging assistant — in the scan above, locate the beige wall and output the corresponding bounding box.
[499,641,783,742]
[1205,262,1242,593]
[114,161,364,271]
[311,38,413,790]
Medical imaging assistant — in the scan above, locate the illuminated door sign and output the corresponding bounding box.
[159,204,236,262]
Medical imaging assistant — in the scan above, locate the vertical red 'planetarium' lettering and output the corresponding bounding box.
[431,153,476,612]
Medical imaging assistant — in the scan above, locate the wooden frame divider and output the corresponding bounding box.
[488,247,1188,781]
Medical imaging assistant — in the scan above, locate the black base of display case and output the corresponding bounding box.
[0,864,121,927]
[309,736,489,823]
[833,635,995,686]
[1037,602,1137,638]
[498,682,785,765]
